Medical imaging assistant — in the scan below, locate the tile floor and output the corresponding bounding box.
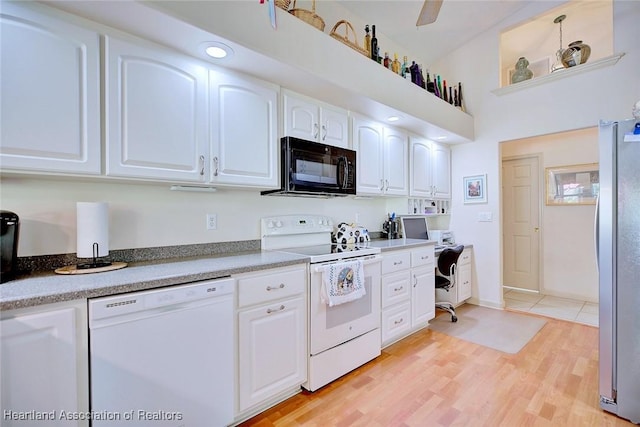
[503,288,599,327]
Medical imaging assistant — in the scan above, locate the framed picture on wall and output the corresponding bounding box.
[545,163,599,205]
[463,174,487,204]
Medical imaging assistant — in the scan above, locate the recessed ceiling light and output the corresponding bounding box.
[435,136,447,140]
[387,115,400,122]
[203,42,234,60]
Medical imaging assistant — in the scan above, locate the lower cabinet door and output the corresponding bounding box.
[238,296,306,412]
[1,303,88,426]
[381,301,411,346]
[411,266,435,326]
[458,263,472,301]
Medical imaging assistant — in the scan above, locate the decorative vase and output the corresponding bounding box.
[511,57,533,84]
[561,40,591,68]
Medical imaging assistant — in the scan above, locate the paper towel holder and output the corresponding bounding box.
[77,242,112,269]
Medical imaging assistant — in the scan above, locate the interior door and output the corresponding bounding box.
[502,156,540,291]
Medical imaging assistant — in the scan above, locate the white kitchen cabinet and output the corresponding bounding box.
[235,265,307,415]
[431,141,451,199]
[409,136,451,199]
[0,300,89,427]
[353,115,408,196]
[106,36,209,181]
[380,245,435,347]
[210,70,279,188]
[436,247,473,307]
[0,3,101,175]
[282,91,349,148]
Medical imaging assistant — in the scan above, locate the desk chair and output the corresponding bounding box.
[435,245,464,322]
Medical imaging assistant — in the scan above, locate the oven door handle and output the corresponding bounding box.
[313,255,382,272]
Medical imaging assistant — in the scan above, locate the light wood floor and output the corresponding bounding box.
[239,312,632,426]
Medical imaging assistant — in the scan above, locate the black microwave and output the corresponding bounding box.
[262,137,356,197]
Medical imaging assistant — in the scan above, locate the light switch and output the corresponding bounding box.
[478,211,493,222]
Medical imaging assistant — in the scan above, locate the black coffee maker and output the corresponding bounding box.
[1,211,20,283]
[382,213,399,239]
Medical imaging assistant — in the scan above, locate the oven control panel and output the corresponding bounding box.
[262,215,334,236]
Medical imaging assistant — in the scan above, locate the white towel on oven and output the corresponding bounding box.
[320,259,366,307]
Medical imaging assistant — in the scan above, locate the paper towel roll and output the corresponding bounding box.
[77,202,109,258]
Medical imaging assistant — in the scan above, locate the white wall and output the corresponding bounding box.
[501,127,599,302]
[437,0,640,308]
[0,176,388,256]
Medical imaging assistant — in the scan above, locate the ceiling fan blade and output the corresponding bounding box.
[416,0,443,26]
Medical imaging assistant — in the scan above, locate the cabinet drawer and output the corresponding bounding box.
[459,249,472,266]
[381,271,411,308]
[381,251,411,275]
[237,266,306,308]
[381,301,411,344]
[411,247,435,268]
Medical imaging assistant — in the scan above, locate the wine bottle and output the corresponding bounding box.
[437,75,443,99]
[449,86,453,104]
[364,25,371,57]
[426,72,435,94]
[401,56,409,78]
[370,25,378,61]
[454,88,459,107]
[443,80,448,102]
[383,52,390,69]
[418,64,425,89]
[392,53,400,74]
[458,82,465,112]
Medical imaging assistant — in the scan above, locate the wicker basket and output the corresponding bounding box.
[290,0,325,32]
[275,0,291,11]
[330,20,368,56]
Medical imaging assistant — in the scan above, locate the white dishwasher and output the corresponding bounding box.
[88,278,234,427]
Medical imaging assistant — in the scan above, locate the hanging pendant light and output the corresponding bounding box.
[550,14,566,72]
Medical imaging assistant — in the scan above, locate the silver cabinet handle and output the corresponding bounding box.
[266,305,285,314]
[385,179,389,191]
[313,123,319,139]
[213,156,219,176]
[421,255,429,260]
[199,155,205,176]
[413,274,418,287]
[321,124,327,141]
[394,318,404,325]
[266,283,285,291]
[379,179,385,191]
[393,286,403,292]
[393,260,403,266]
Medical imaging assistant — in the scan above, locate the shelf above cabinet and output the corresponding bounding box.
[51,1,475,143]
[492,53,625,96]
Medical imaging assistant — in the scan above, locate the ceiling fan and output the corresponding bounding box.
[416,0,443,26]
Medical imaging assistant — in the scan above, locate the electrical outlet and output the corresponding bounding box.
[206,213,217,230]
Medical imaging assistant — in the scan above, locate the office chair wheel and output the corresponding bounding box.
[451,315,458,322]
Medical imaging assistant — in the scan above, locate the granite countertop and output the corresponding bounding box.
[0,250,309,311]
[1,239,473,311]
[367,238,438,251]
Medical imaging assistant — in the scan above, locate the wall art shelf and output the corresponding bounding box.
[491,53,625,96]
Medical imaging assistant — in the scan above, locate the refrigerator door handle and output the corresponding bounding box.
[595,194,599,272]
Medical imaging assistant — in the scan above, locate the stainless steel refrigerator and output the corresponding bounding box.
[597,118,640,424]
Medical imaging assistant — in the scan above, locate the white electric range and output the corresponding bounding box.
[261,215,382,391]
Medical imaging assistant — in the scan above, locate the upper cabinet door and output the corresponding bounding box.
[283,93,319,141]
[319,105,349,149]
[410,137,433,198]
[210,70,279,188]
[105,36,208,181]
[431,142,451,199]
[283,91,349,148]
[352,116,384,195]
[383,127,409,196]
[0,3,100,175]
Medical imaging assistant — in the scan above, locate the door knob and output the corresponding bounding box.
[534,227,540,232]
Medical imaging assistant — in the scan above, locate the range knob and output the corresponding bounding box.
[276,220,283,228]
[266,220,275,228]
